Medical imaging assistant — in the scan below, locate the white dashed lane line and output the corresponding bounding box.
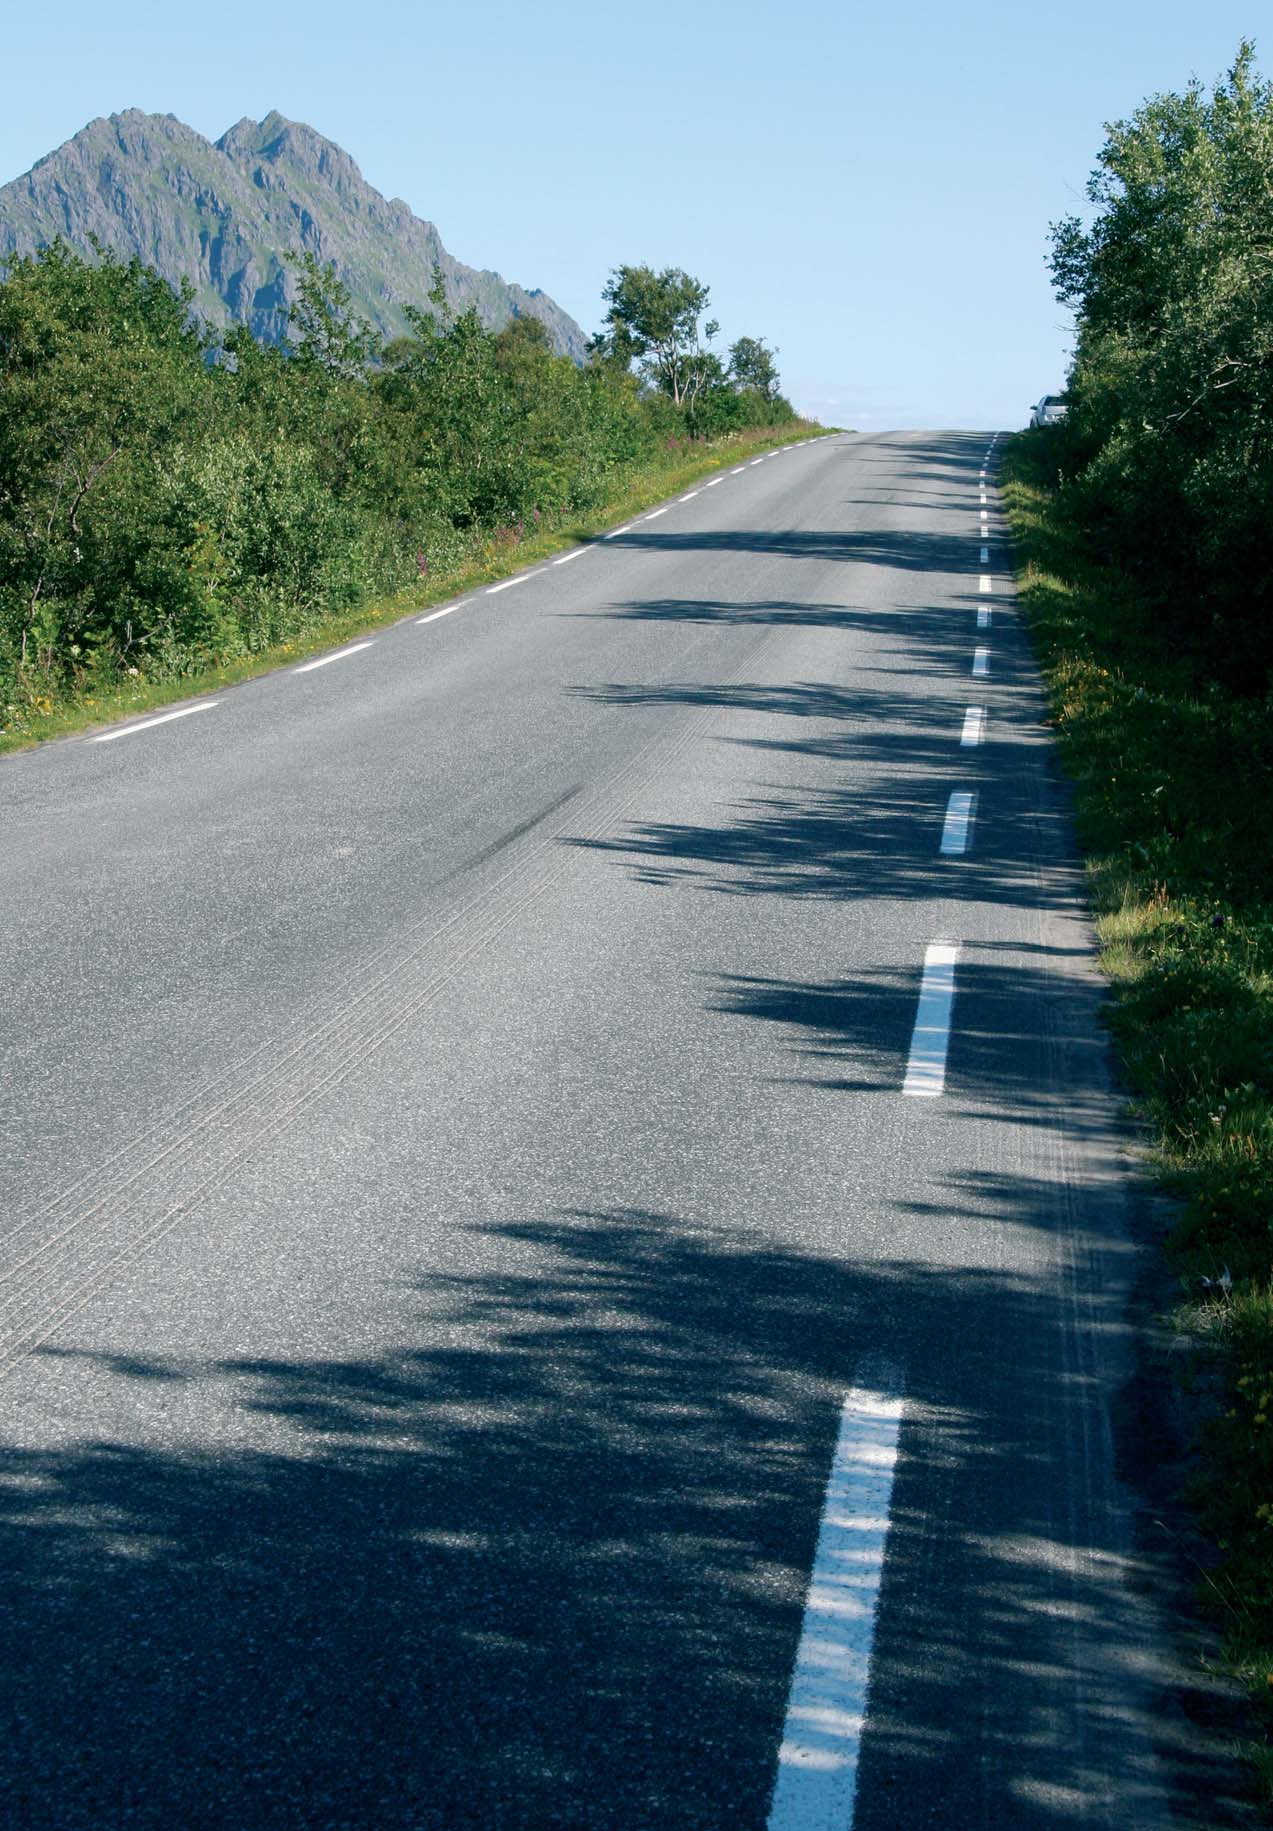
[961,706,985,747]
[979,576,991,593]
[978,606,992,630]
[644,507,669,521]
[902,944,960,1097]
[553,549,586,566]
[91,702,220,743]
[604,525,634,540]
[940,791,976,856]
[973,647,989,677]
[766,1376,905,1830]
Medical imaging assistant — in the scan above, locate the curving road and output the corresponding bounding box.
[0,434,1216,1826]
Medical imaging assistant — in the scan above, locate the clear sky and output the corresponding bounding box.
[1,3,1264,429]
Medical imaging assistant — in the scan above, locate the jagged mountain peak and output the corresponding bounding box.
[0,109,586,358]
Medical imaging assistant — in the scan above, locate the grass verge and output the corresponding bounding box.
[0,420,832,754]
[1002,428,1273,1805]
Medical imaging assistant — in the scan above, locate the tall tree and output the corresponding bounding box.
[728,335,780,401]
[597,265,719,410]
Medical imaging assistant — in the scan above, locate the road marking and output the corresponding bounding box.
[766,1377,905,1831]
[979,491,987,504]
[293,641,374,673]
[731,466,747,474]
[980,546,989,563]
[416,601,468,624]
[977,606,992,629]
[750,458,765,466]
[644,507,669,521]
[706,477,724,487]
[978,575,991,593]
[940,791,976,856]
[604,525,635,540]
[679,490,700,501]
[980,511,989,523]
[973,646,990,677]
[486,577,528,595]
[961,706,985,746]
[553,549,586,565]
[91,702,219,743]
[902,943,960,1097]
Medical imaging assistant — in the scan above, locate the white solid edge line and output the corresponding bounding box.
[979,575,992,593]
[416,601,468,625]
[293,640,375,673]
[961,706,985,747]
[553,549,586,566]
[977,606,992,629]
[92,701,219,743]
[604,524,634,540]
[486,575,531,594]
[902,943,960,1097]
[973,647,990,677]
[644,507,669,520]
[766,1377,905,1831]
[939,790,977,856]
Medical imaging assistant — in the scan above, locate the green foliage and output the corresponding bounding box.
[1052,42,1273,689]
[284,252,381,380]
[728,335,780,401]
[0,242,797,719]
[1004,430,1273,1790]
[596,264,720,414]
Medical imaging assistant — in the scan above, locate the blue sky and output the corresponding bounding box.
[2,3,1264,429]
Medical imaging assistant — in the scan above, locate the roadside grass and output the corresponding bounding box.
[0,420,832,755]
[1003,429,1273,1803]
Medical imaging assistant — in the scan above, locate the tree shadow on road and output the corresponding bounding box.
[0,1195,1240,1828]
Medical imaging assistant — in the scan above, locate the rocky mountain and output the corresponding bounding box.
[0,109,587,358]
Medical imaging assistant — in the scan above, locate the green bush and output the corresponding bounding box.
[0,242,800,711]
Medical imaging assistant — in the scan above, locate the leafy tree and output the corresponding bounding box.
[0,241,210,675]
[728,335,780,401]
[285,253,380,380]
[1049,42,1273,685]
[597,265,720,411]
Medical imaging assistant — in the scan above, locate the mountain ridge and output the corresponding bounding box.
[0,109,587,357]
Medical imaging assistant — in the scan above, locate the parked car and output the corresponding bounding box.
[1030,394,1069,428]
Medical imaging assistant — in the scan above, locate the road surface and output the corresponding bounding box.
[0,433,1221,1826]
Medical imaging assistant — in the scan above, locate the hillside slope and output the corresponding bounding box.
[0,109,587,357]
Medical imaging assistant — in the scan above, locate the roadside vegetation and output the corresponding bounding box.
[1007,42,1273,1801]
[0,248,814,749]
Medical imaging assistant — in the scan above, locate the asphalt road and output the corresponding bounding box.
[0,434,1226,1827]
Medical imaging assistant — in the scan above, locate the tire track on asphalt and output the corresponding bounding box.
[0,632,775,1370]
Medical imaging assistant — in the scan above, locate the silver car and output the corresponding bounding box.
[1030,394,1068,428]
